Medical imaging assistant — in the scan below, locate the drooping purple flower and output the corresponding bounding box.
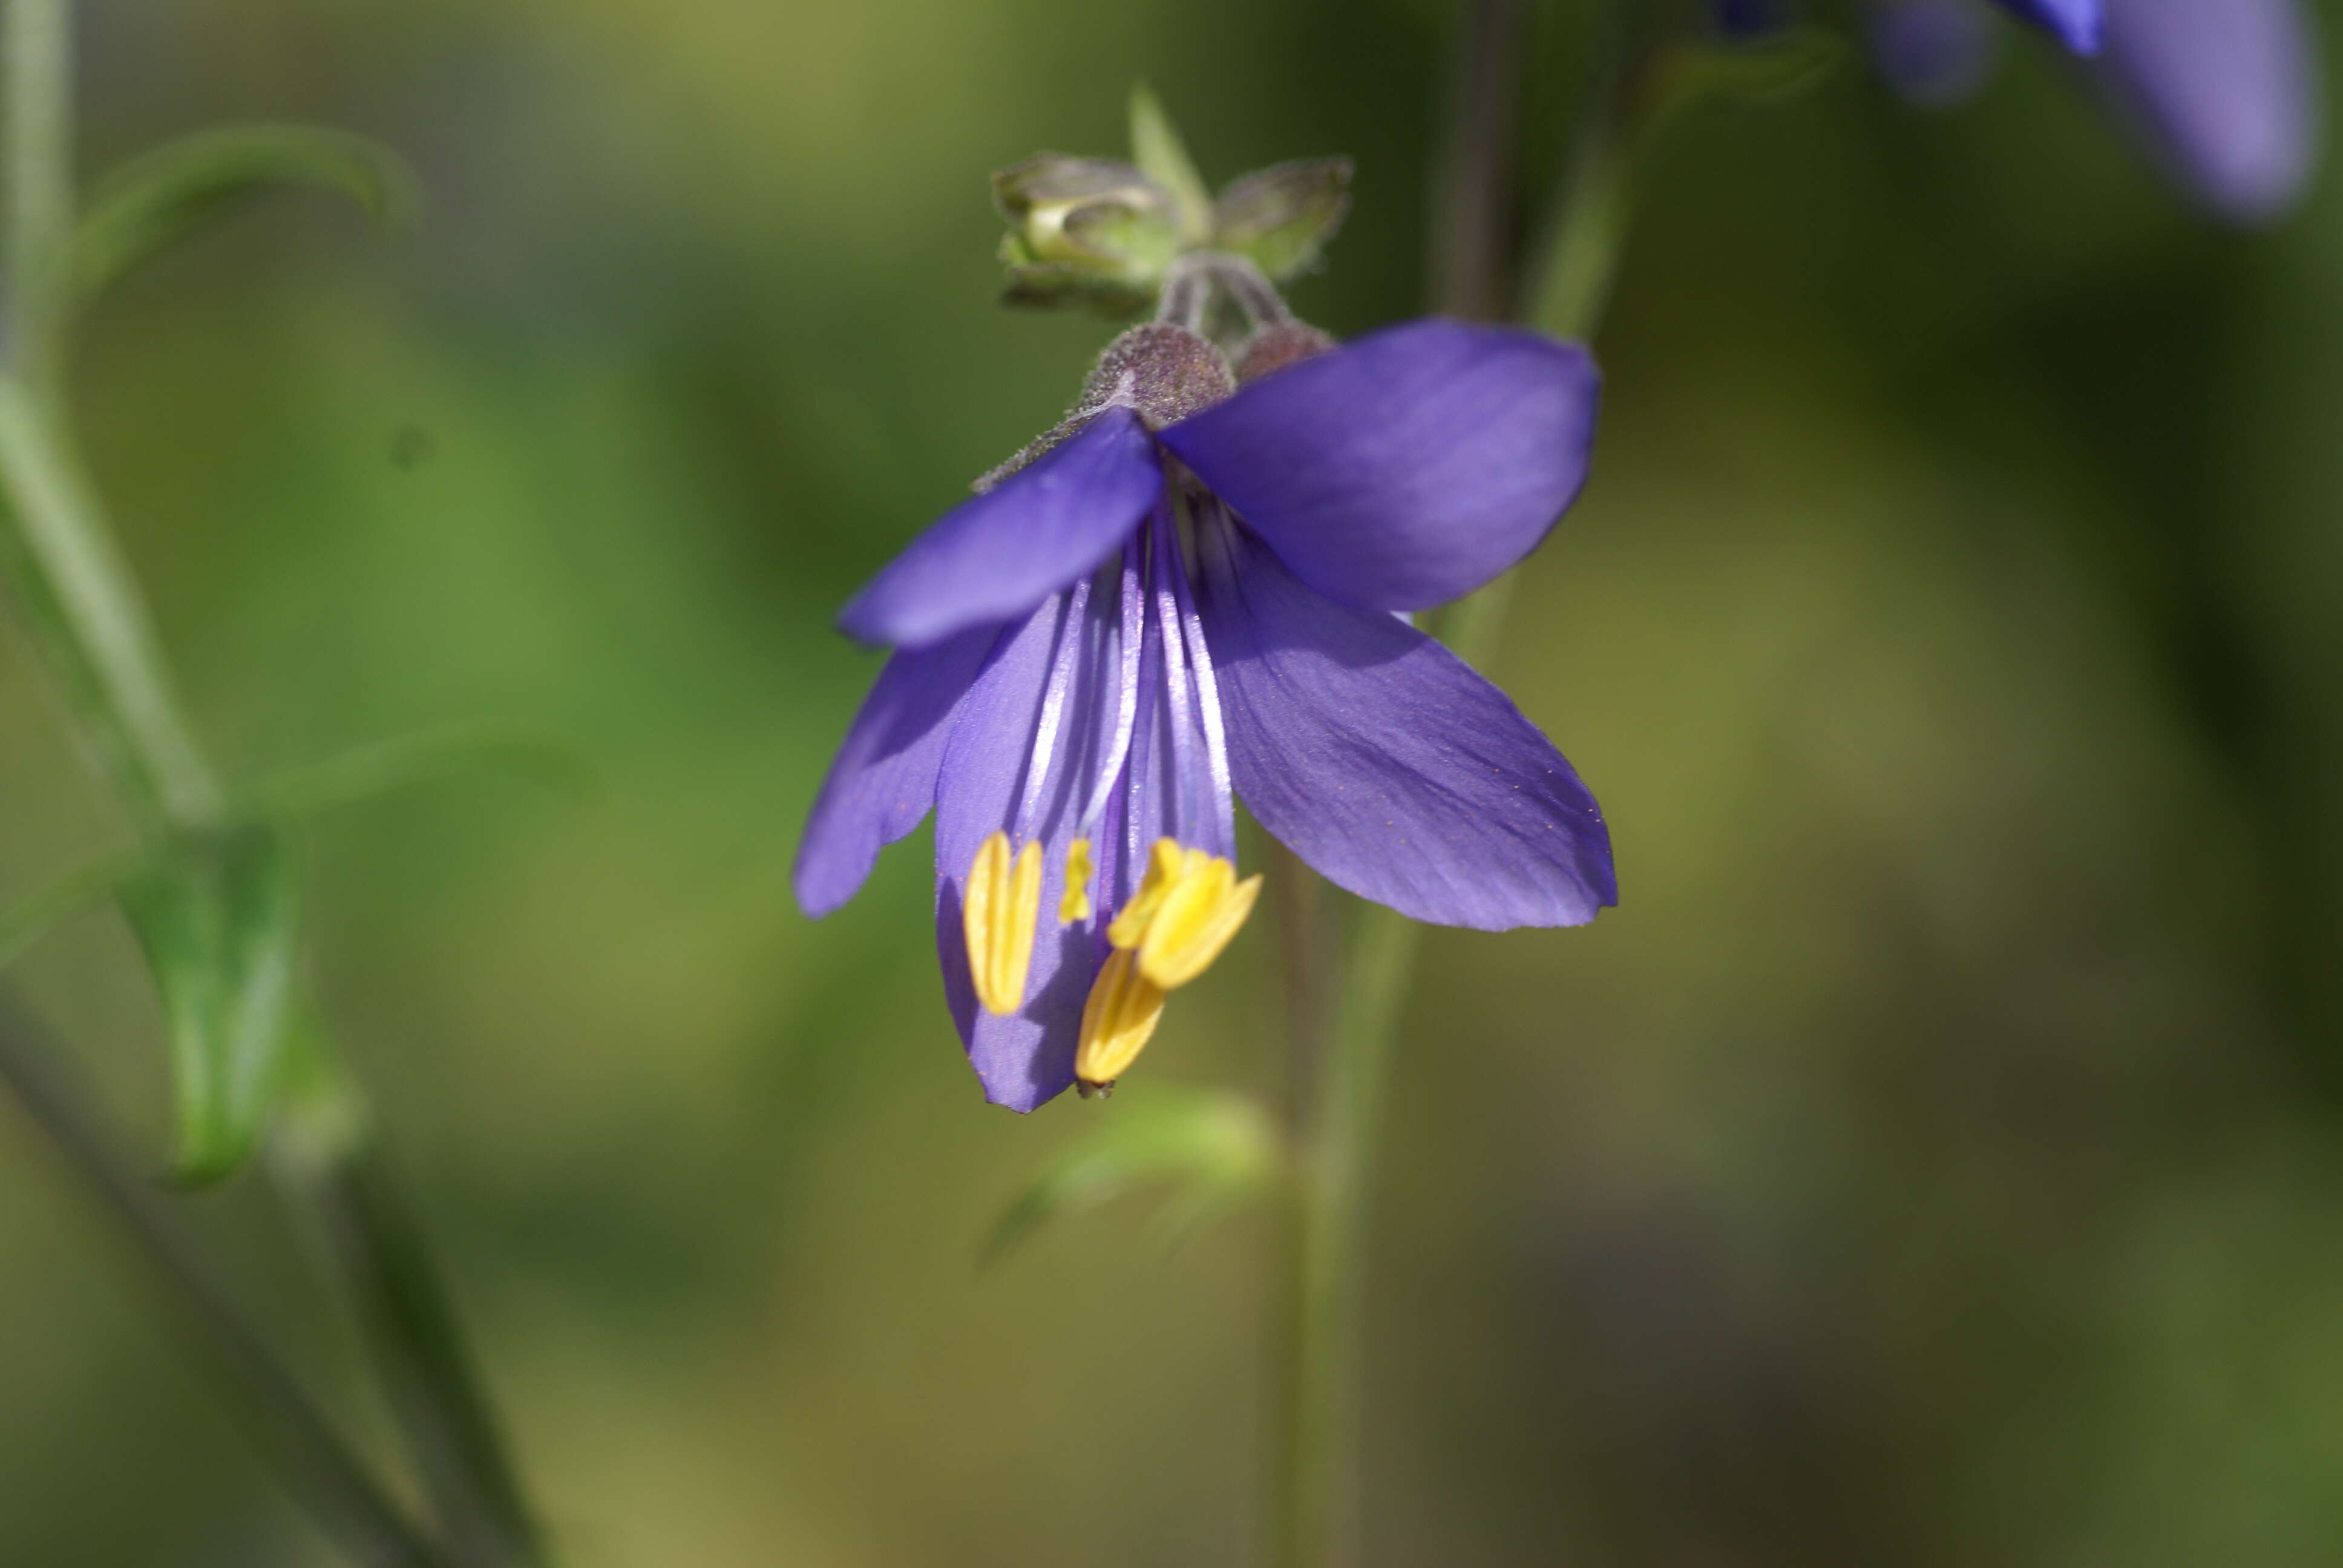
[1856,0,2320,223]
[1989,0,2101,54]
[796,320,1616,1111]
[1872,0,2001,107]
[2096,0,2322,223]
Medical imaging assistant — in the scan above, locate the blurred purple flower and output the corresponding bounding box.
[795,321,1616,1111]
[2099,0,2322,222]
[1991,0,2101,54]
[1863,0,2320,222]
[1873,0,2001,107]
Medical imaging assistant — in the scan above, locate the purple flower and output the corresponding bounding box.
[1863,0,2320,223]
[795,320,1616,1111]
[1990,0,2101,54]
[1873,0,2001,107]
[2097,0,2322,223]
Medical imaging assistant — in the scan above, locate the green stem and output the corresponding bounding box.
[1273,4,1657,1562]
[1270,7,1532,1563]
[4,0,67,381]
[1522,101,1637,342]
[0,379,224,831]
[1274,907,1424,1568]
[0,994,446,1568]
[0,5,544,1561]
[276,1040,542,1568]
[1427,0,1527,324]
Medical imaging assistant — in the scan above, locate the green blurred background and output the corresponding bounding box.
[5,0,2343,1561]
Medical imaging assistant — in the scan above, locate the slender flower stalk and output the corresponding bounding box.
[1268,5,1659,1563]
[0,5,542,1561]
[0,996,446,1568]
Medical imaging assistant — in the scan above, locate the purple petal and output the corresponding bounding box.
[1992,0,2100,53]
[1196,520,1615,930]
[1160,320,1601,613]
[838,407,1162,650]
[2097,0,2320,223]
[793,627,995,918]
[934,589,1121,1112]
[1874,0,2002,107]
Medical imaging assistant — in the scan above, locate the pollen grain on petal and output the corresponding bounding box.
[1075,947,1168,1092]
[963,831,1044,1016]
[1060,838,1095,923]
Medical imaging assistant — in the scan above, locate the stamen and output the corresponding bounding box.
[963,831,1043,1016]
[1075,948,1167,1094]
[1060,838,1094,923]
[1136,856,1262,990]
[1105,835,1261,988]
[1107,838,1198,949]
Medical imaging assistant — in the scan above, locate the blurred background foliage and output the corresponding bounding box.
[4,0,2343,1563]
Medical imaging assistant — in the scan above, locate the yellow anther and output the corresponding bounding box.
[1075,948,1167,1094]
[963,831,1043,1016]
[1101,837,1262,991]
[1107,838,1211,949]
[1060,838,1094,924]
[1137,858,1263,990]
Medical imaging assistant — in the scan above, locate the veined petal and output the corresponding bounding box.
[934,586,1127,1112]
[793,626,995,918]
[1196,520,1615,930]
[1159,320,1600,613]
[839,406,1162,650]
[2098,0,2319,223]
[1993,0,2100,54]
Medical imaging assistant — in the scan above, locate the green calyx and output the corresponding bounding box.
[993,86,1352,315]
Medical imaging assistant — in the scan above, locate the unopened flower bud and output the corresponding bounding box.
[994,155,1182,310]
[1234,322,1337,384]
[1081,324,1236,428]
[1212,158,1352,283]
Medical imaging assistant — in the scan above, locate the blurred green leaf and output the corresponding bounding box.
[1129,85,1214,249]
[241,719,595,820]
[0,852,136,969]
[71,124,420,315]
[1652,27,1846,122]
[1214,158,1352,283]
[983,1087,1282,1266]
[117,823,304,1188]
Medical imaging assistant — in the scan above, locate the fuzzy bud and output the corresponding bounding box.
[1234,322,1337,384]
[1213,158,1352,283]
[1081,324,1236,428]
[994,155,1181,312]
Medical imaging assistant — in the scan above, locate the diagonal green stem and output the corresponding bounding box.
[276,1043,544,1568]
[0,995,447,1568]
[0,378,224,832]
[0,4,545,1561]
[4,0,67,378]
